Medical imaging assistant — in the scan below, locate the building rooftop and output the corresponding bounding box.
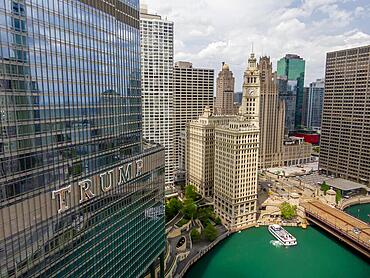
[284,136,305,145]
[284,54,303,60]
[174,61,193,68]
[327,178,368,191]
[222,62,230,70]
[140,5,162,20]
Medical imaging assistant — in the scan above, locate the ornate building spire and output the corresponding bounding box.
[239,53,260,124]
[248,52,257,69]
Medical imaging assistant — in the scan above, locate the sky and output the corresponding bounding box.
[143,0,370,90]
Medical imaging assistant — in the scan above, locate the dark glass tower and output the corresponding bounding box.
[0,0,165,277]
[277,54,305,130]
[277,76,297,134]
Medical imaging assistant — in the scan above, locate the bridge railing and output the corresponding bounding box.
[305,209,370,248]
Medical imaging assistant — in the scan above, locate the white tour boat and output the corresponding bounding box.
[268,224,297,246]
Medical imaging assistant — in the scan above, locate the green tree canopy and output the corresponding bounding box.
[197,207,213,225]
[320,182,330,194]
[214,216,222,225]
[165,198,182,221]
[181,199,197,219]
[185,185,200,201]
[280,202,297,220]
[336,189,342,204]
[190,228,201,241]
[203,223,218,242]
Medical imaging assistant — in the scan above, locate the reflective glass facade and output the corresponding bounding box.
[277,77,297,134]
[0,0,165,277]
[307,79,324,130]
[277,54,305,129]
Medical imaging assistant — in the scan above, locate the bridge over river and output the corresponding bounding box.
[302,200,370,258]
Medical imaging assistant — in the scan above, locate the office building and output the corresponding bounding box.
[258,57,285,169]
[234,92,243,105]
[186,108,234,197]
[320,45,370,185]
[277,76,297,134]
[214,63,235,115]
[187,53,259,231]
[0,1,165,277]
[277,54,305,130]
[140,5,174,185]
[173,61,214,171]
[283,137,312,166]
[214,53,259,231]
[306,79,324,130]
[301,87,310,128]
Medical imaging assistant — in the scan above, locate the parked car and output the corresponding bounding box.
[353,227,361,235]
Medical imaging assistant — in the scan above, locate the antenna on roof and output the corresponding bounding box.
[251,42,254,53]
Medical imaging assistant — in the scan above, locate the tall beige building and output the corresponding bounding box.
[214,63,235,115]
[214,53,260,231]
[214,120,259,231]
[320,45,370,185]
[173,61,214,171]
[258,57,285,169]
[186,108,234,197]
[187,53,260,231]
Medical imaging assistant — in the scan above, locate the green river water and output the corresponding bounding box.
[345,203,370,223]
[185,204,370,278]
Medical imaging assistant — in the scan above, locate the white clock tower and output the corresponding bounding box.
[239,52,260,124]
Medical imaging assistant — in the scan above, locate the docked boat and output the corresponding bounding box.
[268,224,297,246]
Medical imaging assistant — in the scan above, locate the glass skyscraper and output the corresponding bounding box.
[0,0,165,277]
[306,79,324,130]
[277,76,297,134]
[277,54,305,130]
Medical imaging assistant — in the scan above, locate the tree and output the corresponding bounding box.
[185,185,200,201]
[197,207,212,225]
[336,189,342,204]
[320,182,330,195]
[203,223,218,241]
[165,198,182,221]
[181,199,197,219]
[214,216,222,225]
[280,202,297,220]
[190,228,201,241]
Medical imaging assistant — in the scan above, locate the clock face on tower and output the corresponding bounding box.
[248,89,254,96]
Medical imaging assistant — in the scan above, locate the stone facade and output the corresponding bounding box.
[283,137,312,166]
[214,63,235,115]
[187,53,260,231]
[258,57,285,169]
[186,108,234,197]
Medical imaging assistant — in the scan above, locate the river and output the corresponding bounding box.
[185,204,370,278]
[345,203,370,223]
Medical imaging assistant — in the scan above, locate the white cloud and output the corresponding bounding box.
[143,0,370,89]
[189,25,215,37]
[275,19,306,33]
[354,6,365,16]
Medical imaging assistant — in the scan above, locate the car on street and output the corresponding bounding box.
[353,227,361,235]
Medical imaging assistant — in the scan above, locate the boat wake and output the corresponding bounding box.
[269,240,283,248]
